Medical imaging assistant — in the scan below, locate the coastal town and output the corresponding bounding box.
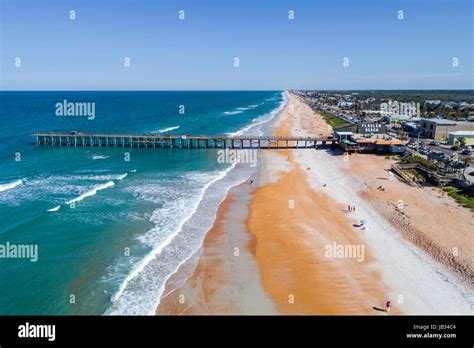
[293,90,474,208]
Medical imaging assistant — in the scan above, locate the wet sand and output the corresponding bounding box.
[157,173,277,315]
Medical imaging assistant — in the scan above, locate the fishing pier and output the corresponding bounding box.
[32,133,337,149]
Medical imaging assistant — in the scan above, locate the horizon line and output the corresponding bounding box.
[1,88,473,92]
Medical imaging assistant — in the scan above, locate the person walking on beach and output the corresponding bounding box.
[348,205,351,212]
[352,205,355,211]
[385,301,391,313]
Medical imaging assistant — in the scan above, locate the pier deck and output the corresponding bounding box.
[32,133,337,149]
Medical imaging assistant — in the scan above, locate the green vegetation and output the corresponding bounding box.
[406,168,424,181]
[441,186,474,209]
[315,109,351,128]
[405,155,437,169]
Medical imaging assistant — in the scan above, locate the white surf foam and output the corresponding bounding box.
[224,110,244,115]
[116,174,128,181]
[47,205,61,212]
[227,92,287,137]
[158,126,180,133]
[0,179,23,192]
[67,174,129,182]
[65,181,115,205]
[92,155,111,160]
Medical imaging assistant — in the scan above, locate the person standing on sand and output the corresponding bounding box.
[386,301,391,313]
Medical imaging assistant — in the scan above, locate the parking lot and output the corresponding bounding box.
[407,138,472,160]
[406,141,472,173]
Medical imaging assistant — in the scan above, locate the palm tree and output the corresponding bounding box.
[462,157,471,177]
[458,137,466,149]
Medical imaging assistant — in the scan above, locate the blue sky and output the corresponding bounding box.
[1,0,472,90]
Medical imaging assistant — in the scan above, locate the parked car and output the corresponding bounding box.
[429,140,440,146]
[468,171,474,176]
[429,151,445,159]
[460,149,471,155]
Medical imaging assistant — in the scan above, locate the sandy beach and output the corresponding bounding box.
[156,91,473,315]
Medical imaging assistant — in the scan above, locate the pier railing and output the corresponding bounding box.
[32,132,337,149]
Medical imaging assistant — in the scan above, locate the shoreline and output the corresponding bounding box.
[157,177,278,314]
[156,91,472,315]
[155,95,285,314]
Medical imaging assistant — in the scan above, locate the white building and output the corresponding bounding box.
[448,131,474,146]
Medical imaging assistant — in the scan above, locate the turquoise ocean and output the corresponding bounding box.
[0,91,285,315]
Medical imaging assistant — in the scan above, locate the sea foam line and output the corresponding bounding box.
[0,179,23,192]
[92,155,111,160]
[65,181,115,205]
[117,173,128,180]
[224,110,244,115]
[227,92,287,137]
[47,173,128,212]
[159,126,180,133]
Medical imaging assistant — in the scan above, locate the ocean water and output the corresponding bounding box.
[0,91,285,315]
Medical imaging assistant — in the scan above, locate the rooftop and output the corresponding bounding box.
[421,118,474,125]
[448,131,474,136]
